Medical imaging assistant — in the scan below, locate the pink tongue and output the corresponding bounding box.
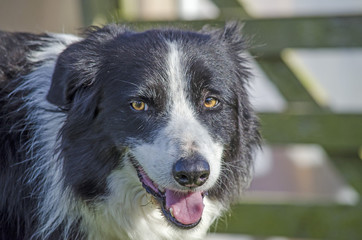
[165,190,204,225]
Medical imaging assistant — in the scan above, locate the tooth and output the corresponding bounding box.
[169,208,174,218]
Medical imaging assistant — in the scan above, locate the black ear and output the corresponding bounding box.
[202,22,248,48]
[47,61,73,107]
[202,22,250,80]
[46,43,98,107]
[224,22,246,42]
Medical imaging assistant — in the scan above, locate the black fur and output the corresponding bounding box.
[0,24,260,239]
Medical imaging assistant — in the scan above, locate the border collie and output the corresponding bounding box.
[0,23,260,240]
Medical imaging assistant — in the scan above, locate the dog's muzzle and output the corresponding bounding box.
[133,154,211,229]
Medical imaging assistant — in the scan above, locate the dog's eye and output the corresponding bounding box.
[131,101,148,111]
[204,97,219,108]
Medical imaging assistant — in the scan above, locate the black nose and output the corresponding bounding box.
[172,156,210,188]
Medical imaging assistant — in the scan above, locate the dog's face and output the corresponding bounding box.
[47,24,259,232]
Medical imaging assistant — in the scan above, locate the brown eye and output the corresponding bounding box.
[131,101,148,111]
[204,97,219,108]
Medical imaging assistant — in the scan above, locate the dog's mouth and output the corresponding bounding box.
[135,166,205,229]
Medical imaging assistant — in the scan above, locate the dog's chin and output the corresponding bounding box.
[131,163,206,229]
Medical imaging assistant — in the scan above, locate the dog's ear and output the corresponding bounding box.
[47,25,127,108]
[47,59,73,107]
[219,22,246,45]
[203,22,251,84]
[47,45,98,108]
[203,22,249,53]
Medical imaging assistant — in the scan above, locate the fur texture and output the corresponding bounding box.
[0,24,260,240]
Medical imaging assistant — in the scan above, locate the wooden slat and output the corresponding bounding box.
[260,113,362,151]
[125,16,362,55]
[256,57,322,109]
[210,0,250,19]
[329,156,362,195]
[214,203,362,240]
[245,16,362,56]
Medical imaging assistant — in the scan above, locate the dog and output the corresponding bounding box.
[0,23,260,240]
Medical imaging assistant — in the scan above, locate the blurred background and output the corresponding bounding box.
[1,0,361,239]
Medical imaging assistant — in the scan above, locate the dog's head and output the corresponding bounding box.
[47,23,260,231]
